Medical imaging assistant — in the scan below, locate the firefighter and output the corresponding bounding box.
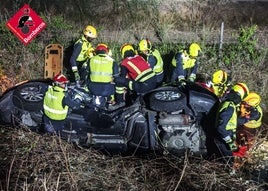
[233,92,263,158]
[138,39,164,86]
[114,43,157,105]
[70,25,97,85]
[215,82,249,160]
[171,43,201,84]
[211,69,232,99]
[87,43,119,108]
[43,73,82,134]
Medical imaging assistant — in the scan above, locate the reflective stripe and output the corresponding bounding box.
[223,135,232,142]
[129,81,133,90]
[189,73,196,78]
[136,70,155,82]
[89,54,114,82]
[155,71,163,75]
[178,75,185,80]
[43,105,68,115]
[72,66,78,71]
[115,86,125,94]
[122,55,154,80]
[127,61,142,74]
[91,71,113,77]
[43,86,68,120]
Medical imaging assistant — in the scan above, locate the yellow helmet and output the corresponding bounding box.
[212,70,227,84]
[232,82,249,100]
[120,43,134,58]
[189,43,201,57]
[83,25,97,38]
[138,39,152,51]
[243,92,261,108]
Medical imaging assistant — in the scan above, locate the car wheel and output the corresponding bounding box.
[13,82,47,111]
[149,88,186,112]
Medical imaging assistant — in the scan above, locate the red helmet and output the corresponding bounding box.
[95,43,109,54]
[53,73,68,85]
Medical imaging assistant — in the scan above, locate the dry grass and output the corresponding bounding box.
[0,2,268,189]
[0,124,267,191]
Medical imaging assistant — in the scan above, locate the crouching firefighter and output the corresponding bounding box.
[87,43,119,108]
[233,92,263,158]
[114,43,157,106]
[215,82,249,163]
[43,73,83,134]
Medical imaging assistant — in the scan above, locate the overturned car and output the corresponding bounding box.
[0,80,221,156]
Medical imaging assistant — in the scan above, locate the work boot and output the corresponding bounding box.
[44,123,55,134]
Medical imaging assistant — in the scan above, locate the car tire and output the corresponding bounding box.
[13,82,47,111]
[149,88,186,112]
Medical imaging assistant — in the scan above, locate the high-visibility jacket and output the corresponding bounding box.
[121,55,155,82]
[89,54,114,83]
[43,86,68,121]
[75,35,94,62]
[149,49,163,74]
[172,50,197,69]
[219,101,237,132]
[243,105,263,128]
[218,101,238,143]
[212,83,228,98]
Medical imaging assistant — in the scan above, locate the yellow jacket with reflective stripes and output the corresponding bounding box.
[219,101,237,132]
[151,49,163,74]
[75,36,94,62]
[89,54,114,83]
[172,50,197,69]
[43,86,68,120]
[244,105,263,128]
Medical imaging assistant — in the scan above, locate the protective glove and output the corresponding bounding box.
[74,71,80,81]
[188,74,196,82]
[76,81,81,88]
[227,140,238,151]
[74,93,84,102]
[232,145,248,158]
[188,76,195,82]
[82,62,88,70]
[178,78,186,86]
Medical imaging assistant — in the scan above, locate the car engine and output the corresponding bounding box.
[158,112,207,156]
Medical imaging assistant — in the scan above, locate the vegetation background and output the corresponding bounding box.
[0,0,268,107]
[0,0,268,190]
